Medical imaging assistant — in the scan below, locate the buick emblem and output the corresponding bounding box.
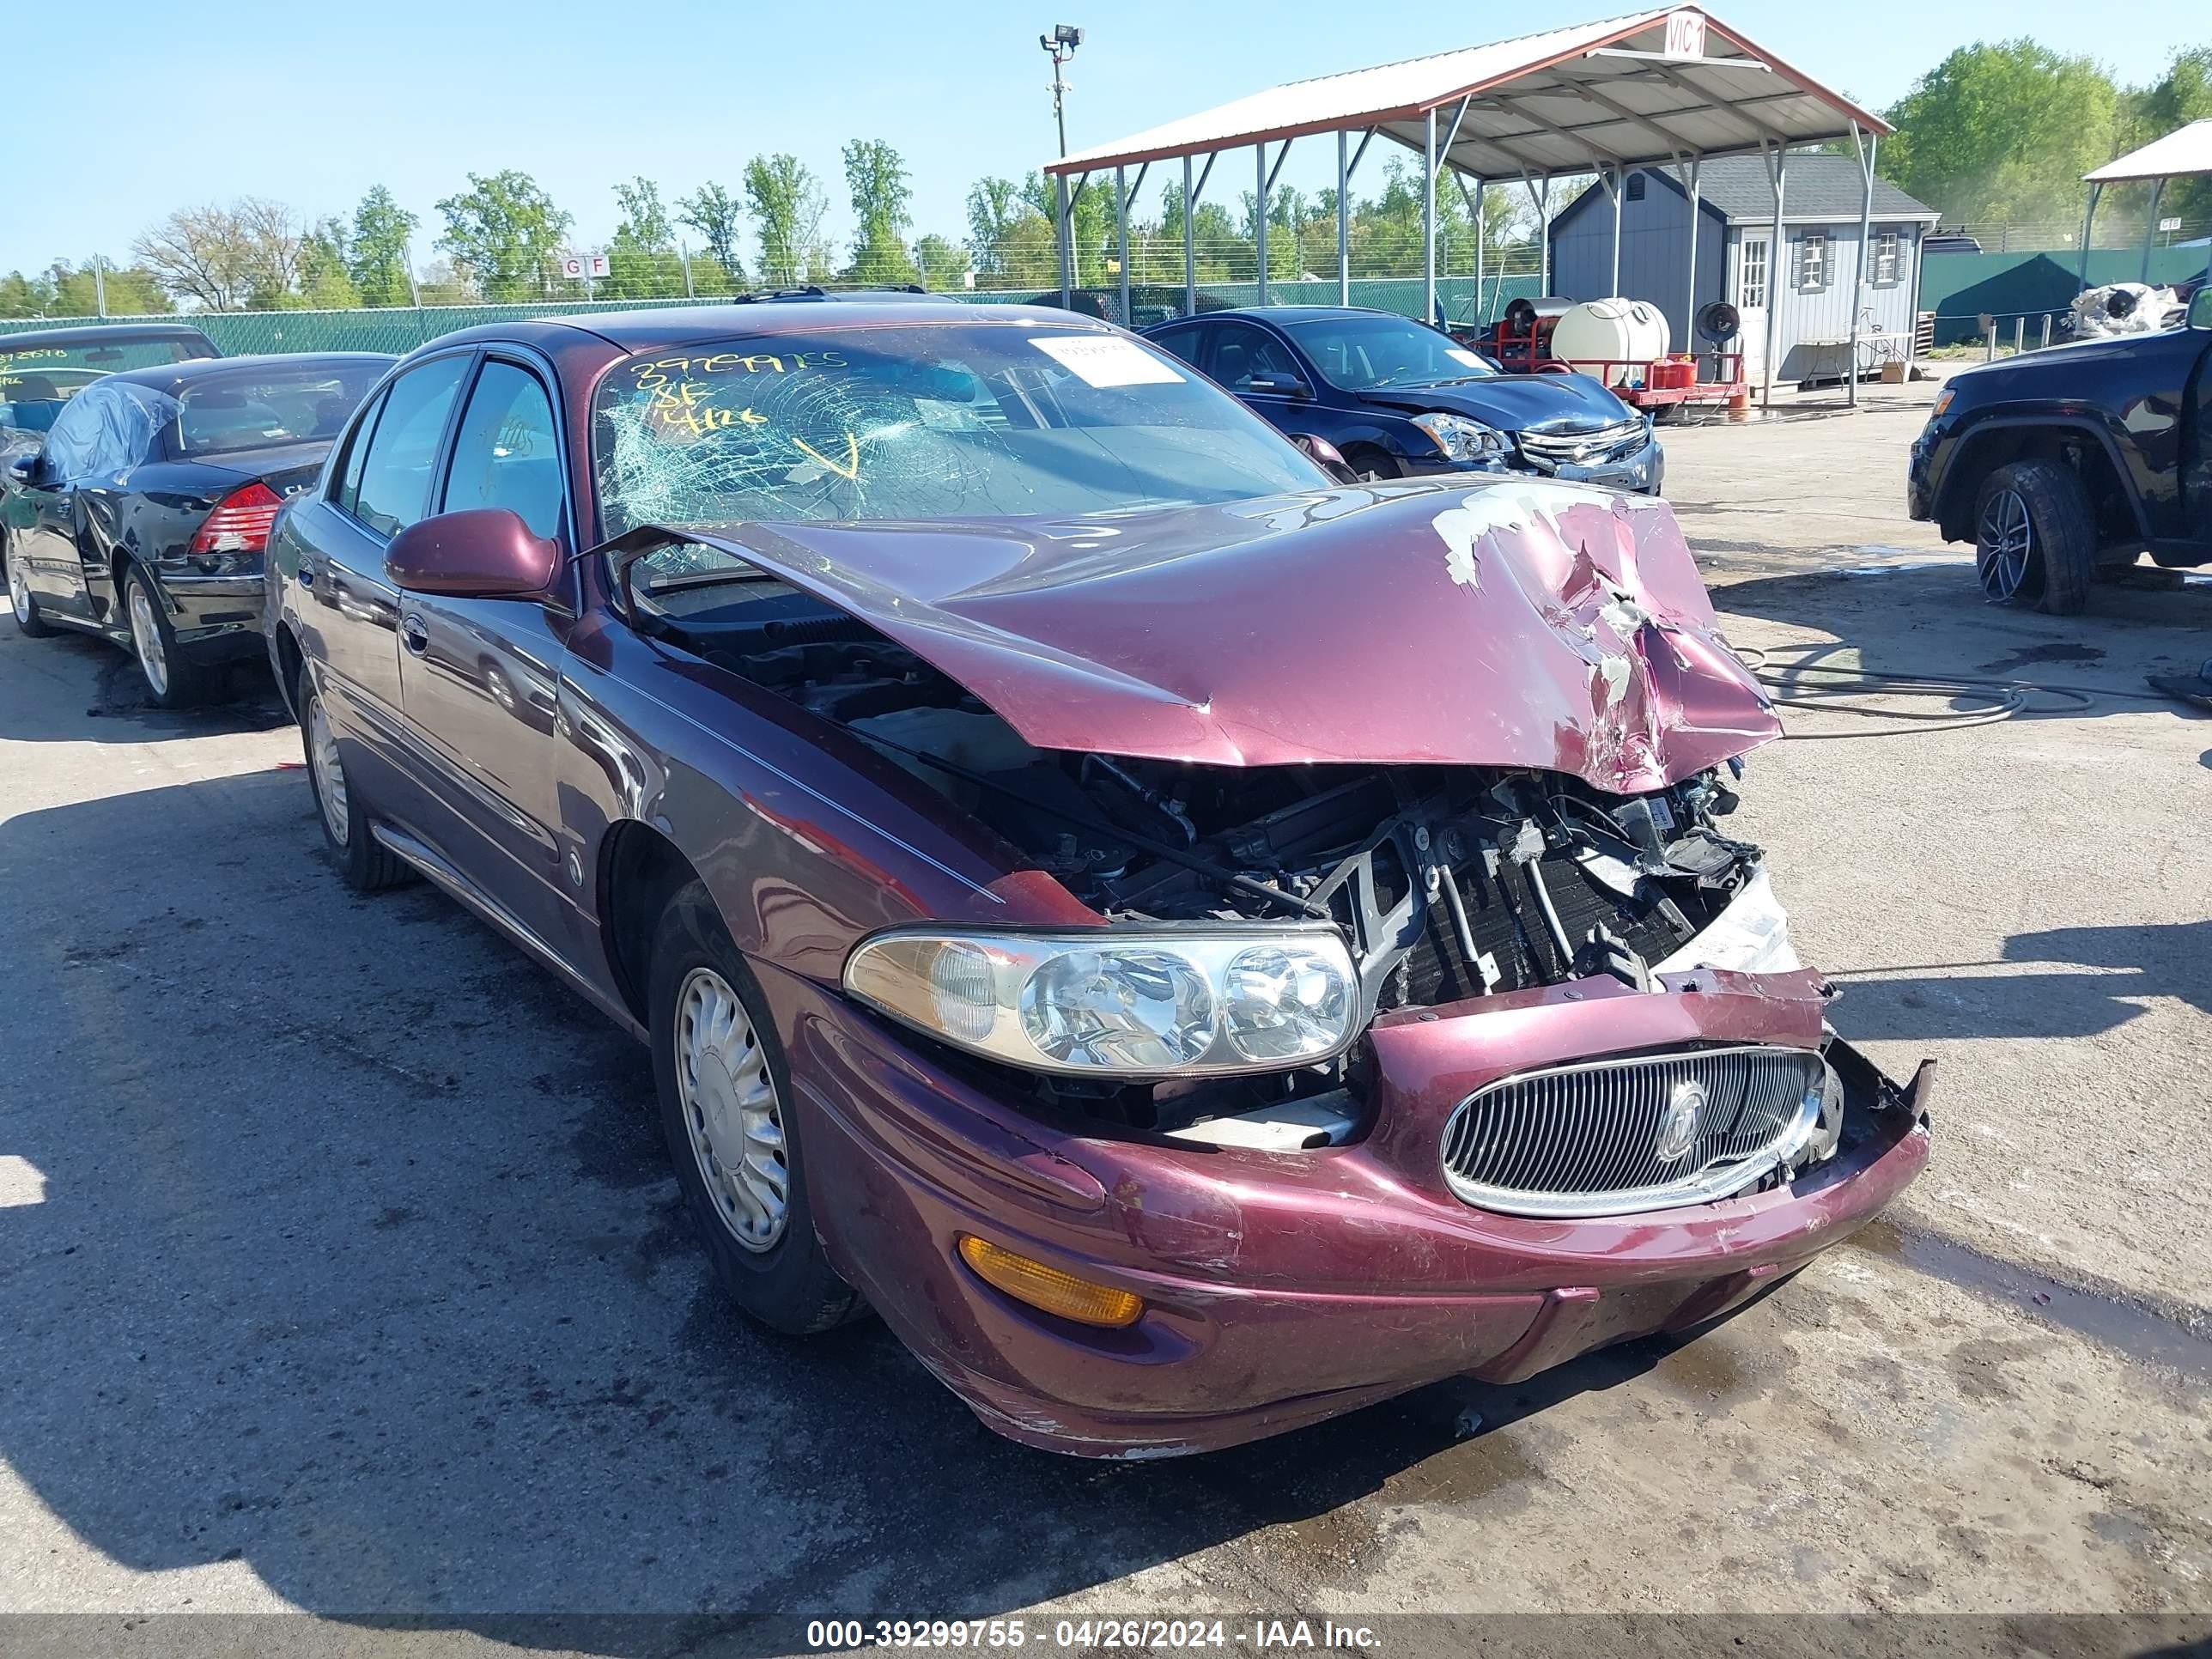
[1656,1080,1705,1163]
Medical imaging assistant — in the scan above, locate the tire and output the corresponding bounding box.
[1973,459,2094,616]
[1345,445,1401,483]
[649,881,861,1335]
[297,660,410,892]
[123,562,210,707]
[4,528,52,638]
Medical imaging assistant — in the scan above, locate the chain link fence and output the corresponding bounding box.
[0,266,1549,355]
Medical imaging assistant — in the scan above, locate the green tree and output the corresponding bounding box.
[1020,171,1111,289]
[965,176,1060,287]
[914,233,970,290]
[349,185,418,307]
[744,154,830,288]
[32,260,173,317]
[842,139,920,285]
[289,219,362,309]
[1881,41,2123,225]
[678,182,749,287]
[605,176,689,300]
[0,272,41,317]
[2132,48,2212,222]
[434,170,572,301]
[1155,183,1245,284]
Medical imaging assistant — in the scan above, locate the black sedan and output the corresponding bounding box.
[1,321,221,448]
[3,352,390,704]
[1141,306,1662,494]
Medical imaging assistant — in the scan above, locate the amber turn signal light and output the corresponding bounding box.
[956,1234,1144,1328]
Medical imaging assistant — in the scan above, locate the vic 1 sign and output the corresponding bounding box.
[1663,9,1707,59]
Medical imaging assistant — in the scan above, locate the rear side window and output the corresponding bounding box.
[335,389,387,517]
[172,361,385,457]
[1148,324,1202,367]
[352,356,469,538]
[441,361,563,542]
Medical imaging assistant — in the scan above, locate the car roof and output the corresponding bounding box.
[100,351,395,393]
[1146,306,1412,327]
[416,300,1110,357]
[0,322,219,350]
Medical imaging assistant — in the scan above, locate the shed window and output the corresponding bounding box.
[1871,230,1901,285]
[1738,237,1769,310]
[1626,173,1646,202]
[1796,233,1828,291]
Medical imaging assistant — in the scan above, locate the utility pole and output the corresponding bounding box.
[1040,24,1082,161]
[1041,23,1082,301]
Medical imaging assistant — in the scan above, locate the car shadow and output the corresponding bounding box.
[0,619,290,741]
[0,769,1741,1645]
[1711,564,2212,727]
[1828,921,2212,1042]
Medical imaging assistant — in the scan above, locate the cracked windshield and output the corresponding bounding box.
[591,322,1325,539]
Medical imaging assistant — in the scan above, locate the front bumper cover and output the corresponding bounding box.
[757,962,1931,1459]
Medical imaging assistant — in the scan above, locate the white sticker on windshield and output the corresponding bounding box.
[1030,335,1186,387]
[1445,347,1489,369]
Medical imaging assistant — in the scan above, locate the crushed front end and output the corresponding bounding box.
[665,480,1932,1455]
[763,747,1930,1456]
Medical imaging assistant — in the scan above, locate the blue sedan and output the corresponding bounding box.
[1142,306,1663,494]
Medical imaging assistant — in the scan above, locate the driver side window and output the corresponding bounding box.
[352,356,469,538]
[1202,324,1299,392]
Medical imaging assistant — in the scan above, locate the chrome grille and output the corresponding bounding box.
[1517,418,1649,471]
[1439,1046,1826,1218]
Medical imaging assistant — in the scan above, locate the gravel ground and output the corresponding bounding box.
[2,408,2207,1651]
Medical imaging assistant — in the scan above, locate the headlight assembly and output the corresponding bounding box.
[843,927,1360,1078]
[1412,410,1510,462]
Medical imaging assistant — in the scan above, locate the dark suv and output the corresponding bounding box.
[1907,287,2212,612]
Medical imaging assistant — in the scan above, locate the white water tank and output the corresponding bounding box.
[1547,299,1673,386]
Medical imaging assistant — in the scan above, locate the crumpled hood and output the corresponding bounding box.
[1358,371,1638,431]
[673,479,1778,793]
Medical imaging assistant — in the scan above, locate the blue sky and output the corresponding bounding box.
[7,0,2198,278]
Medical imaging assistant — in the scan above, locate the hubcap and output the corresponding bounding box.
[128,580,168,696]
[6,542,27,619]
[1977,488,2033,602]
[675,967,790,1252]
[307,695,349,848]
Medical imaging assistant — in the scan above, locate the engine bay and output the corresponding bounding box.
[656,574,1771,1133]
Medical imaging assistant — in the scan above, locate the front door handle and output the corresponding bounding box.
[402,614,428,654]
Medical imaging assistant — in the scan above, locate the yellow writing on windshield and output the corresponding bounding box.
[792,432,860,480]
[627,349,848,393]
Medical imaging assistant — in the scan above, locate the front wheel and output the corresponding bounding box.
[4,529,52,638]
[1973,460,2094,616]
[650,882,861,1335]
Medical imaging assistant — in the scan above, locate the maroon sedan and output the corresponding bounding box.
[265,299,1929,1457]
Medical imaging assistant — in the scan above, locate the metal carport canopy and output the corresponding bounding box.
[2078,119,2212,288]
[1043,7,1893,408]
[1047,7,1888,185]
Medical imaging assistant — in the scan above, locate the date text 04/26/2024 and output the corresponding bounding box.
[805,1621,1382,1650]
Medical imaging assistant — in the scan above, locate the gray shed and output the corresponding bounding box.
[1548,155,1940,383]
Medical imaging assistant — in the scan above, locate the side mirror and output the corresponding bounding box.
[386,508,561,599]
[1290,432,1359,485]
[2190,289,2212,331]
[5,450,41,486]
[1245,372,1311,398]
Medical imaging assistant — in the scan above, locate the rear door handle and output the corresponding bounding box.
[402,614,428,654]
